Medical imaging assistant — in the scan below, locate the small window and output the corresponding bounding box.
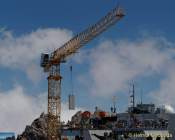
[146,135,153,140]
[156,136,161,140]
[75,135,80,140]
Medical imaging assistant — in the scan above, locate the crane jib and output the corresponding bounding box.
[52,6,125,62]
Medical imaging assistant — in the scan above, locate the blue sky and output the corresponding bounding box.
[0,0,175,134]
[0,0,175,45]
[1,0,175,37]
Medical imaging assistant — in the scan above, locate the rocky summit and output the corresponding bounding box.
[16,113,47,140]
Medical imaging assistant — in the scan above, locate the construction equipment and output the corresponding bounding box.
[40,5,125,140]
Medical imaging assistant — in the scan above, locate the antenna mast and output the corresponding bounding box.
[130,84,135,109]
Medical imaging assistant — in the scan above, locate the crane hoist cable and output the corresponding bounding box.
[70,65,74,95]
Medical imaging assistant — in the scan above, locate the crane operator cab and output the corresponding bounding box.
[40,53,50,72]
[40,53,49,67]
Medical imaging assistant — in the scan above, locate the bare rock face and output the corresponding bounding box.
[16,113,47,140]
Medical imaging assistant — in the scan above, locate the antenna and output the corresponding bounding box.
[112,95,117,113]
[130,83,135,108]
[140,88,143,105]
[133,84,135,108]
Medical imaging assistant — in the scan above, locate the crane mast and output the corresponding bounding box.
[41,6,125,140]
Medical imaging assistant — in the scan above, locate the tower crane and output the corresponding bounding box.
[40,6,125,140]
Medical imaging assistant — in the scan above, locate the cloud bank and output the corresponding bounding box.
[1,27,175,134]
[0,85,82,135]
[76,37,175,107]
[0,28,83,135]
[0,28,72,82]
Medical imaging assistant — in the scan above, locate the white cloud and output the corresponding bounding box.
[0,28,73,82]
[76,37,175,99]
[61,103,84,123]
[164,104,175,113]
[150,66,175,107]
[0,85,45,135]
[0,85,83,135]
[1,28,175,135]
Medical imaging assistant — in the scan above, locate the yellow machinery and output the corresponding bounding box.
[40,6,125,140]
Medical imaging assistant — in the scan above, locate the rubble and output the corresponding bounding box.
[16,113,47,140]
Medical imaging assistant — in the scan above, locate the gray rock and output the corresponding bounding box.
[16,113,48,140]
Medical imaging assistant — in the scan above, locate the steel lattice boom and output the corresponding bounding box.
[40,6,125,140]
[51,6,124,62]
